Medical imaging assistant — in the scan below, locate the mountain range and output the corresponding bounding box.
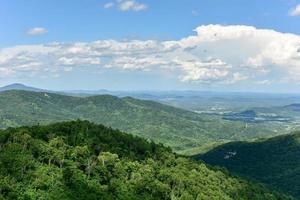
[196,132,300,199]
[0,84,300,199]
[0,89,291,152]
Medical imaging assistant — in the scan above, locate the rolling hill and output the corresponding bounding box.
[196,132,300,199]
[0,121,292,199]
[0,90,288,152]
[0,83,48,93]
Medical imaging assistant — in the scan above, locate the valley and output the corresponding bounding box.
[0,86,300,199]
[1,88,299,153]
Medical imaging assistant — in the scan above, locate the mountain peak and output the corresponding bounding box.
[0,83,46,92]
[4,83,27,87]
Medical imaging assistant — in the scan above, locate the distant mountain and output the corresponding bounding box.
[0,83,48,92]
[0,90,287,152]
[0,84,109,97]
[0,121,291,199]
[284,104,300,112]
[0,84,167,99]
[196,132,300,199]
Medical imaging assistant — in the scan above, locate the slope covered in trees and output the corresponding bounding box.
[0,90,284,151]
[197,133,300,199]
[0,121,292,200]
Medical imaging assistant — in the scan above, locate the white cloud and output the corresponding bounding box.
[58,57,101,66]
[289,4,300,16]
[104,2,114,9]
[104,56,171,70]
[27,27,48,36]
[227,73,248,84]
[1,25,300,85]
[104,0,147,12]
[180,25,300,82]
[0,67,14,78]
[257,79,273,85]
[64,67,73,72]
[14,62,41,72]
[176,58,231,83]
[118,0,147,11]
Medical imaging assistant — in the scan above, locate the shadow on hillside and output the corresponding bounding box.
[193,133,300,199]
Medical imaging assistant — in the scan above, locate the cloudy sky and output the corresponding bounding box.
[1,0,300,92]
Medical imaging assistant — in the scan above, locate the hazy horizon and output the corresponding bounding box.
[2,82,300,95]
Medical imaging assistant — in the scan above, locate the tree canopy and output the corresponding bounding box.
[0,120,292,200]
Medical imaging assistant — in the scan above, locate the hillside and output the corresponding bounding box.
[0,90,287,152]
[0,121,292,200]
[0,83,47,92]
[196,133,300,199]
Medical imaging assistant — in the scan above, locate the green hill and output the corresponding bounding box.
[0,121,292,200]
[0,83,48,92]
[196,133,300,199]
[0,90,286,152]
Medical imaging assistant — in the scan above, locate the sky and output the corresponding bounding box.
[0,0,300,92]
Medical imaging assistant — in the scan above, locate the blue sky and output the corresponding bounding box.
[0,0,300,92]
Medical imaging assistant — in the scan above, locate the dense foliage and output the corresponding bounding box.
[197,133,300,199]
[0,90,286,152]
[0,121,291,200]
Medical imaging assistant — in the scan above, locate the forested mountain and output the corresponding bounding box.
[0,121,292,200]
[0,83,47,93]
[196,133,300,199]
[0,90,286,152]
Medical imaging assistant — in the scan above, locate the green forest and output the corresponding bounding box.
[0,90,285,152]
[197,133,300,199]
[0,120,291,200]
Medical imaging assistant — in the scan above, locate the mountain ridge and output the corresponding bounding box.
[0,89,293,152]
[196,132,300,199]
[0,83,48,92]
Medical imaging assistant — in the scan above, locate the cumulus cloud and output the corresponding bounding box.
[58,57,101,66]
[289,4,300,16]
[175,58,230,83]
[1,25,300,85]
[27,27,48,36]
[180,25,300,82]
